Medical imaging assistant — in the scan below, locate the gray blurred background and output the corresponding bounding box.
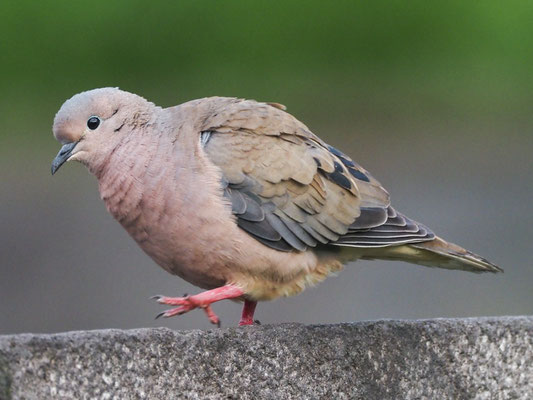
[1,1,532,334]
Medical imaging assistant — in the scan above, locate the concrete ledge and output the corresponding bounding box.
[1,317,532,399]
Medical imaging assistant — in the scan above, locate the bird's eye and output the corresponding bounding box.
[87,116,101,130]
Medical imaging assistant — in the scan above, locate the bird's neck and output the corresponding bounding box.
[94,120,217,239]
[96,132,152,229]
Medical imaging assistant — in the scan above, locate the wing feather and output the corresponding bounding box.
[199,97,432,252]
[334,208,435,248]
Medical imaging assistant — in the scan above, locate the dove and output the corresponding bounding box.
[51,88,502,326]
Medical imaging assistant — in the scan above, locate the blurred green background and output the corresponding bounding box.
[1,1,532,333]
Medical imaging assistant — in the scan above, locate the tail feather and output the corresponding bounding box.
[410,237,502,273]
[355,236,502,273]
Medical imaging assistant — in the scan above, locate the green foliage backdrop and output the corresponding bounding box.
[2,1,532,145]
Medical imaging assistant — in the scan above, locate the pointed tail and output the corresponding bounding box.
[409,237,502,273]
[357,236,502,273]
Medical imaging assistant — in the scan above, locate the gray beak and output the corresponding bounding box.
[51,142,77,175]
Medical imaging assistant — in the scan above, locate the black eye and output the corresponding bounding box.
[87,116,101,130]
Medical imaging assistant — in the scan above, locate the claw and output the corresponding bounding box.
[153,296,191,306]
[254,320,261,325]
[151,285,244,325]
[203,305,221,326]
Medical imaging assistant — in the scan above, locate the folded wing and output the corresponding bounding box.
[200,98,433,252]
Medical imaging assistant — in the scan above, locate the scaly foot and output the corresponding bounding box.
[238,299,258,326]
[152,284,244,326]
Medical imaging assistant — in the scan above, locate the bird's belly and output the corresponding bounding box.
[120,208,237,289]
[122,205,349,299]
[128,225,232,290]
[104,175,344,298]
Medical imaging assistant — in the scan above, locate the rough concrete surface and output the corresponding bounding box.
[0,316,531,400]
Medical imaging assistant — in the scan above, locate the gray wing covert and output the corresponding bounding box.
[200,98,431,252]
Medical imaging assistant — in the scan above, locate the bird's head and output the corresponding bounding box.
[51,87,156,176]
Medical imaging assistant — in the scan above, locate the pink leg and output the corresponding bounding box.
[239,300,257,326]
[152,284,244,326]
